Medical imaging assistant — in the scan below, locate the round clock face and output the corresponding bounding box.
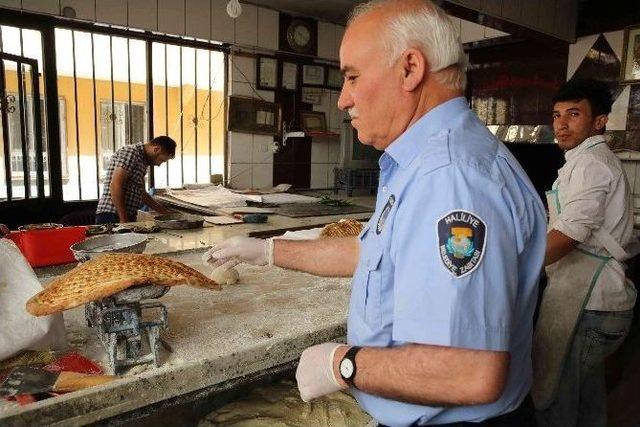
[287,21,312,52]
[340,359,354,378]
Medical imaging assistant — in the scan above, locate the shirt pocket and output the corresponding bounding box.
[363,245,384,329]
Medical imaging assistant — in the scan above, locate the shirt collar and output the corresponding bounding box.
[564,134,606,162]
[385,97,469,168]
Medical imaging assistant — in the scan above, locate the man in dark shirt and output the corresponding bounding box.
[95,136,175,224]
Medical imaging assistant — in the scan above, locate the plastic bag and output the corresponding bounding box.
[0,238,67,361]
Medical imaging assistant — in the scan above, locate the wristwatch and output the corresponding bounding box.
[339,346,362,387]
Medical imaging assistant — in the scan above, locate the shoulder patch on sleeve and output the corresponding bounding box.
[437,210,487,278]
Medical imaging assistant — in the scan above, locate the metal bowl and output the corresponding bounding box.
[70,233,148,262]
[154,213,204,230]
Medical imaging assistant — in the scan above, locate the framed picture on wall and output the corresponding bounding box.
[256,56,278,90]
[302,64,325,86]
[228,96,281,136]
[301,87,323,105]
[281,61,298,91]
[326,66,342,90]
[301,111,327,134]
[621,24,640,84]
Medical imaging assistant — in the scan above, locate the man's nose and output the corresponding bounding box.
[337,87,352,111]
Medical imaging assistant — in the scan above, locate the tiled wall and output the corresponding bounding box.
[0,0,511,189]
[566,30,640,150]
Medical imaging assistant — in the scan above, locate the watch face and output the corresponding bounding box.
[287,20,312,52]
[340,358,354,379]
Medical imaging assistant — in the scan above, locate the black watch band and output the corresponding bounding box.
[340,345,362,386]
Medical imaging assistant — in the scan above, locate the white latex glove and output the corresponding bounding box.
[202,236,273,268]
[296,342,345,402]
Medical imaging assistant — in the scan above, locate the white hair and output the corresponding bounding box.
[348,0,467,90]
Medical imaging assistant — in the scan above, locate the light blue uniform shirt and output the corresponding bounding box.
[347,97,547,426]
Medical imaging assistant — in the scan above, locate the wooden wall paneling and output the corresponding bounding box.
[520,0,540,31]
[95,0,127,26]
[481,0,502,16]
[537,0,557,34]
[500,0,521,22]
[0,0,20,10]
[128,0,157,31]
[61,0,96,21]
[158,0,185,36]
[22,0,59,15]
[186,0,211,40]
[210,0,235,43]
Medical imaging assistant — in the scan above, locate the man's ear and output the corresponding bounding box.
[399,48,426,92]
[594,114,608,132]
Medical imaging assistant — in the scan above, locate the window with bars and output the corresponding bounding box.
[54,29,226,201]
[99,101,146,173]
[7,96,67,178]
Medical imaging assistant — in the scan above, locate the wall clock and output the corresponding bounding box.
[286,19,314,54]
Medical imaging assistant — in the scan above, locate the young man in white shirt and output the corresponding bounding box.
[533,79,636,426]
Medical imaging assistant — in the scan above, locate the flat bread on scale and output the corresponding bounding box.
[26,253,220,316]
[320,219,364,238]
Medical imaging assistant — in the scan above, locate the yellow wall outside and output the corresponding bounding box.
[5,70,225,159]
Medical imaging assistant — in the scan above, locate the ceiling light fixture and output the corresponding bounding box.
[226,0,242,19]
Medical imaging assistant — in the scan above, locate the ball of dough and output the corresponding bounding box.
[211,266,240,285]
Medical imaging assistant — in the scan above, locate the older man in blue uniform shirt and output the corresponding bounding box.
[203,0,547,425]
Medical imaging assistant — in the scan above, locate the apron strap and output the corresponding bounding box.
[591,227,630,262]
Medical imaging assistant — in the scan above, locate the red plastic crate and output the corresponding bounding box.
[9,226,87,267]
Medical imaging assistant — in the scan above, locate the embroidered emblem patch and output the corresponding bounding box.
[437,210,486,278]
[376,194,395,235]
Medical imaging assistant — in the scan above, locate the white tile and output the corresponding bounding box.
[328,138,340,163]
[96,0,127,25]
[604,30,624,61]
[0,0,20,9]
[329,91,346,132]
[228,132,253,163]
[448,15,461,38]
[229,81,253,96]
[252,135,274,164]
[186,0,211,39]
[210,0,235,43]
[128,0,156,31]
[566,34,598,80]
[234,3,258,47]
[311,138,329,163]
[61,0,95,21]
[460,19,484,43]
[609,85,630,131]
[257,7,278,50]
[317,22,335,59]
[334,25,345,61]
[310,164,329,188]
[327,165,337,189]
[229,163,252,189]
[231,55,255,83]
[158,0,185,36]
[22,0,58,14]
[484,26,508,39]
[252,164,273,189]
[256,90,274,102]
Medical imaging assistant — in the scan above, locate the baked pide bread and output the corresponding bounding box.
[26,253,220,316]
[320,219,364,238]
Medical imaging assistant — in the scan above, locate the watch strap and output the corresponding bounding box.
[341,346,362,386]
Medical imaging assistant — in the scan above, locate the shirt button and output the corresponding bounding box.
[382,186,387,193]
